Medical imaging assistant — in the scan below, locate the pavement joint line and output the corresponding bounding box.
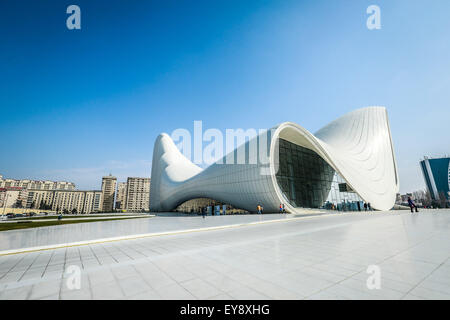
[0,210,397,257]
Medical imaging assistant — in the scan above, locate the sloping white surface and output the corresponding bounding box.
[149,107,399,213]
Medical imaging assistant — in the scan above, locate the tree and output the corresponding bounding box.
[71,208,77,215]
[423,190,433,207]
[63,209,69,215]
[438,191,448,208]
[411,189,433,207]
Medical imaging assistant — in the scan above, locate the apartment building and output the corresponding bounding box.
[115,182,127,210]
[25,189,103,213]
[0,187,28,210]
[0,174,75,190]
[52,190,102,213]
[125,177,150,212]
[101,175,117,212]
[25,189,55,209]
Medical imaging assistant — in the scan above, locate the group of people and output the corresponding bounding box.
[256,203,286,214]
[206,198,420,216]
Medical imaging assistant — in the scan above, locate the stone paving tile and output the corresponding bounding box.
[155,282,196,300]
[408,286,450,300]
[0,271,24,283]
[60,287,92,300]
[245,279,302,299]
[143,271,177,290]
[0,284,33,300]
[307,290,349,300]
[88,268,116,287]
[28,279,62,300]
[418,278,450,296]
[338,278,405,300]
[126,289,161,300]
[402,293,424,300]
[111,264,138,280]
[180,278,224,299]
[350,270,414,294]
[91,280,125,300]
[319,283,384,300]
[155,264,197,283]
[207,293,234,300]
[203,274,243,293]
[117,275,152,297]
[227,286,271,300]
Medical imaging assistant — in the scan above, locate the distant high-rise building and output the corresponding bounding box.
[115,182,127,210]
[0,174,75,190]
[51,190,102,214]
[125,177,150,212]
[23,189,102,213]
[420,157,450,203]
[101,175,117,212]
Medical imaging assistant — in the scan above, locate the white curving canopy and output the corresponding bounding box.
[149,107,399,213]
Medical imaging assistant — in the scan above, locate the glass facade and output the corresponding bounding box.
[420,157,450,202]
[276,139,364,211]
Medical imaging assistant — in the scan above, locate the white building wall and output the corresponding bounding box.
[150,107,399,213]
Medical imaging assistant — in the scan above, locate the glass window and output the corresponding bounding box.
[276,138,363,211]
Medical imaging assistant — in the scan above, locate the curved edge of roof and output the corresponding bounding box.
[149,106,399,213]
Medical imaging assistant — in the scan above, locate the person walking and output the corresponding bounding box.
[364,203,367,211]
[257,205,261,214]
[202,207,206,219]
[407,197,419,213]
[261,206,264,214]
[279,204,283,214]
[368,203,372,211]
[282,203,285,213]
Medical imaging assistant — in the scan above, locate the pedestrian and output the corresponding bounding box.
[279,204,283,214]
[364,203,367,211]
[407,197,419,213]
[368,203,372,211]
[257,205,261,214]
[282,203,285,213]
[202,207,206,219]
[261,206,264,214]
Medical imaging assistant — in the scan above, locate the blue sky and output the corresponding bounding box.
[0,0,449,192]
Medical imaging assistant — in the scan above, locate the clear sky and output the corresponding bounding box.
[1,0,449,192]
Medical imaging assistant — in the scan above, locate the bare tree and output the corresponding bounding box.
[438,191,448,208]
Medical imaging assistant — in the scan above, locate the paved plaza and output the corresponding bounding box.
[0,210,449,300]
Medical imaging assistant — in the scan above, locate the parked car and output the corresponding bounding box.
[15,213,24,218]
[6,213,15,218]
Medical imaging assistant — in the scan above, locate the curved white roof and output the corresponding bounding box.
[150,106,399,213]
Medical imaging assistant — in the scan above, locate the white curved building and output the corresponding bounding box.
[150,107,399,213]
